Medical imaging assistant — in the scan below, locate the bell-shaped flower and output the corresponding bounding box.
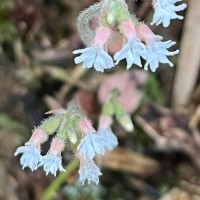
[97,115,118,151]
[114,20,145,69]
[73,26,114,73]
[136,24,179,72]
[97,127,118,151]
[78,119,107,159]
[77,155,102,185]
[15,145,42,171]
[77,132,107,159]
[14,128,47,171]
[151,0,187,27]
[40,154,66,176]
[40,137,66,176]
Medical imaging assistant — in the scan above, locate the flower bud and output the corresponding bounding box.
[49,137,65,155]
[25,128,47,147]
[68,131,78,144]
[117,114,134,132]
[79,119,95,135]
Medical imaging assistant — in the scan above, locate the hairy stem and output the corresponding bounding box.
[77,2,103,45]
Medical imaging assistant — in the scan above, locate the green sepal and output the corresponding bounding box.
[57,119,68,140]
[40,115,61,135]
[100,0,130,27]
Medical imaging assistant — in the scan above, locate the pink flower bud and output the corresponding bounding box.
[120,20,136,39]
[25,128,47,148]
[136,24,163,44]
[92,26,111,46]
[48,137,65,155]
[79,119,95,135]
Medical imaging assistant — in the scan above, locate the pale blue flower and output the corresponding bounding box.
[97,127,118,151]
[40,154,66,176]
[114,38,145,69]
[141,39,179,72]
[77,132,107,159]
[78,158,102,185]
[14,145,42,171]
[151,0,187,27]
[73,46,114,73]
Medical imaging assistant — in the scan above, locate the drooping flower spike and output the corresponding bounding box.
[151,0,187,27]
[15,105,119,185]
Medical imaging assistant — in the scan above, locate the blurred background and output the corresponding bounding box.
[1,0,200,199]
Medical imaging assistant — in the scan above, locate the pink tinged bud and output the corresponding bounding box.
[92,26,111,46]
[48,137,65,155]
[120,20,137,39]
[25,128,48,148]
[136,24,163,44]
[79,119,95,135]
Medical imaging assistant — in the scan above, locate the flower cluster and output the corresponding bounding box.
[73,0,186,73]
[15,106,118,185]
[15,113,66,176]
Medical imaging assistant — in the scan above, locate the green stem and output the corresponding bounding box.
[41,158,79,200]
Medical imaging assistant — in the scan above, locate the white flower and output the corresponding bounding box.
[141,38,179,72]
[97,127,118,151]
[40,154,66,176]
[78,158,102,185]
[151,0,187,27]
[77,132,107,159]
[73,46,114,73]
[14,145,42,171]
[114,38,145,69]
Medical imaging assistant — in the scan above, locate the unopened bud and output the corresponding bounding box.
[117,114,134,132]
[68,131,78,144]
[106,13,115,26]
[25,128,47,146]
